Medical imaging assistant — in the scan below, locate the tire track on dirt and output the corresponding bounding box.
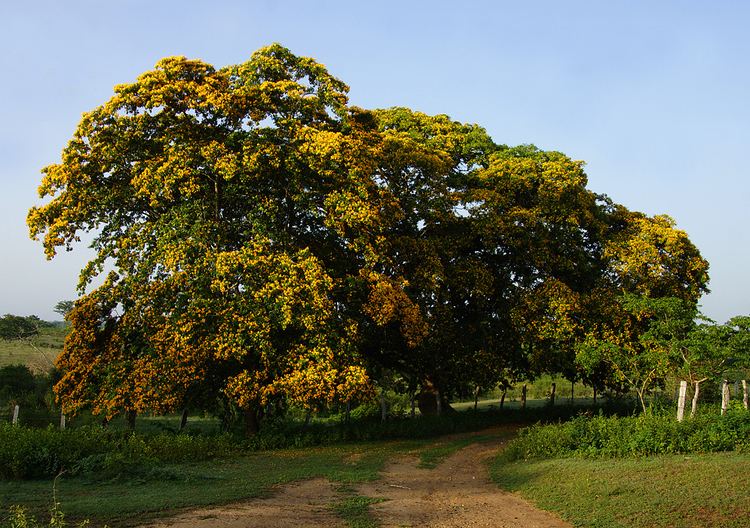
[357,430,572,528]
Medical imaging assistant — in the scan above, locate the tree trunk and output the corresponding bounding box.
[474,386,480,411]
[691,381,701,419]
[550,383,556,406]
[676,380,687,422]
[636,388,647,414]
[410,394,416,418]
[244,408,260,436]
[521,384,527,411]
[500,389,506,409]
[179,408,189,432]
[345,401,351,423]
[126,410,136,431]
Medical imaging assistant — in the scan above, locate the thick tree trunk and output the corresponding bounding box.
[179,408,189,432]
[303,410,312,430]
[500,389,506,409]
[550,383,556,406]
[243,408,260,436]
[126,410,136,431]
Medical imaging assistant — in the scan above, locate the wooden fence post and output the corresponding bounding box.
[12,404,19,425]
[721,380,730,415]
[742,380,748,410]
[60,412,66,430]
[676,380,687,422]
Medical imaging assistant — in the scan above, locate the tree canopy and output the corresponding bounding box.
[28,44,710,430]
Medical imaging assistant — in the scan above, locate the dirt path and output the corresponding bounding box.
[357,431,572,528]
[145,429,570,528]
[145,479,344,528]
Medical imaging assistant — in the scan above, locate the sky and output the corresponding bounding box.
[1,0,748,322]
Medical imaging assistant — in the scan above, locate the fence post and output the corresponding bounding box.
[60,412,66,430]
[676,380,687,422]
[12,404,19,425]
[721,380,730,415]
[742,380,748,410]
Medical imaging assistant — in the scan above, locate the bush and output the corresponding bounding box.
[502,407,750,461]
[0,424,239,480]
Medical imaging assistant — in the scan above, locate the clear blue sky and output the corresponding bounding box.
[1,0,748,322]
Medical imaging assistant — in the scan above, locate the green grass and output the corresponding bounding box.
[490,451,750,528]
[0,327,66,371]
[0,439,424,527]
[331,493,385,528]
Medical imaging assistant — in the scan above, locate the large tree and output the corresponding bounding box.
[29,44,710,427]
[28,45,388,430]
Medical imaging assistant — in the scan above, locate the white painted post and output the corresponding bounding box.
[743,380,748,410]
[721,380,730,415]
[60,412,66,430]
[12,404,19,425]
[677,380,687,422]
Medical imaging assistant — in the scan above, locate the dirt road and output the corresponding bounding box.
[147,430,571,528]
[358,434,571,528]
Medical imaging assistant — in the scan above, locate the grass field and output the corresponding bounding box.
[0,326,66,371]
[3,423,748,528]
[0,438,425,527]
[490,451,750,528]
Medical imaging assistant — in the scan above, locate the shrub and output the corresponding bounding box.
[0,424,240,480]
[502,407,750,461]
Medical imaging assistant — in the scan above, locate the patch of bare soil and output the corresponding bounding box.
[145,478,344,528]
[144,427,570,528]
[358,428,572,528]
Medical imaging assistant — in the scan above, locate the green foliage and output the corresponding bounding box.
[0,424,237,480]
[0,403,596,480]
[0,366,36,402]
[0,316,41,341]
[502,408,750,461]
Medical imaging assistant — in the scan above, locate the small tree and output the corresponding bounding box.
[0,314,40,340]
[53,300,75,320]
[577,295,696,413]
